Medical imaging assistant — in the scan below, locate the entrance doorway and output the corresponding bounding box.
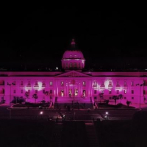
[68,87,79,97]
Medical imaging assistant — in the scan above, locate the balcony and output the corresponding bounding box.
[108,84,113,88]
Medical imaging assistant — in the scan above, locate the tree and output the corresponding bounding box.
[112,94,123,105]
[33,94,38,103]
[25,92,30,102]
[126,101,131,107]
[99,93,104,103]
[118,94,123,103]
[112,95,118,105]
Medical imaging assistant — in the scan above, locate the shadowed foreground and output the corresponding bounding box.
[0,111,147,147]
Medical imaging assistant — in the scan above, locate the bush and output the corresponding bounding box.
[126,101,131,107]
[104,100,109,105]
[11,97,25,104]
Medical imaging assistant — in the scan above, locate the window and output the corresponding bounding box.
[109,90,112,94]
[131,81,134,86]
[94,90,97,94]
[116,90,119,94]
[13,90,16,93]
[50,90,52,94]
[21,90,23,94]
[42,82,46,87]
[34,81,38,86]
[61,90,64,96]
[21,81,23,85]
[28,81,31,86]
[50,81,53,86]
[93,81,97,87]
[83,81,86,86]
[124,81,127,86]
[124,89,127,94]
[131,90,134,94]
[94,97,97,99]
[61,81,64,86]
[116,81,120,87]
[132,97,134,99]
[124,97,126,99]
[83,90,86,97]
[100,82,105,88]
[108,81,112,87]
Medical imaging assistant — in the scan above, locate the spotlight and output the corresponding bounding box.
[40,111,43,115]
[105,112,109,115]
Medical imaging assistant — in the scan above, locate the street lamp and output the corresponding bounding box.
[105,111,109,120]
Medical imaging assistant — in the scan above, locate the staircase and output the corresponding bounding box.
[85,123,99,147]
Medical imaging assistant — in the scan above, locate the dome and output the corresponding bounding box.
[62,50,84,59]
[61,39,85,70]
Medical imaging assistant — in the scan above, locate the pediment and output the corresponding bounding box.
[57,70,91,77]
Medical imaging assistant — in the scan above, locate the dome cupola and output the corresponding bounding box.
[61,39,85,70]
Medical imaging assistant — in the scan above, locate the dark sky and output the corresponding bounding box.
[0,5,147,70]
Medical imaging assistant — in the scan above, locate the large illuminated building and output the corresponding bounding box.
[0,39,147,107]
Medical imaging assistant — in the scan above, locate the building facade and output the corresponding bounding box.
[0,39,147,106]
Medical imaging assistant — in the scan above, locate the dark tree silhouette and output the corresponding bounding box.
[25,91,30,102]
[33,93,38,103]
[112,95,118,105]
[99,93,104,103]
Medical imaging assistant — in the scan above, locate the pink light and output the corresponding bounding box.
[40,111,43,115]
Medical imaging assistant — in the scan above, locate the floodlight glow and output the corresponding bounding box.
[105,112,109,115]
[38,82,42,91]
[40,111,43,115]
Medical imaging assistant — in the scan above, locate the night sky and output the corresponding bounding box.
[0,5,147,71]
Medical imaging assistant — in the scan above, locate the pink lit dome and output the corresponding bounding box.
[61,39,85,70]
[62,50,84,59]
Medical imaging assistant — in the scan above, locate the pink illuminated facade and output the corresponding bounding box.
[0,39,147,107]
